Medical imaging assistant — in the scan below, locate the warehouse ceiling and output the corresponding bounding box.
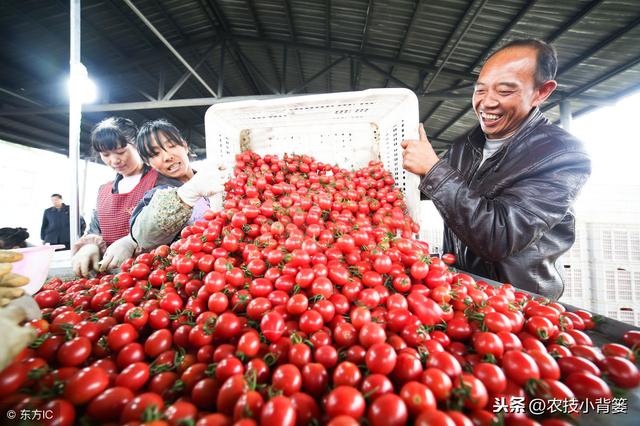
[0,0,639,158]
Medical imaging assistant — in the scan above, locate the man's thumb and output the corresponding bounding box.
[419,123,428,141]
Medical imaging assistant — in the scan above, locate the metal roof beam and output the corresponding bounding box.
[157,71,165,100]
[350,58,357,91]
[423,82,475,98]
[138,90,157,102]
[162,43,219,100]
[0,49,54,90]
[433,107,471,139]
[419,0,489,95]
[384,0,422,88]
[234,48,280,94]
[288,56,347,94]
[325,0,332,92]
[546,0,605,43]
[282,0,306,92]
[557,15,640,75]
[354,0,374,90]
[122,0,217,98]
[228,35,478,81]
[543,53,640,113]
[101,0,192,106]
[360,59,414,91]
[61,0,192,128]
[420,0,537,123]
[1,117,68,143]
[147,0,229,98]
[0,131,67,155]
[9,0,178,121]
[0,95,293,116]
[0,86,95,134]
[247,0,283,91]
[282,45,288,93]
[218,41,226,97]
[553,83,640,124]
[202,0,262,95]
[0,87,43,106]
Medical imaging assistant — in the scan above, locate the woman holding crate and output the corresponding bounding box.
[129,119,227,251]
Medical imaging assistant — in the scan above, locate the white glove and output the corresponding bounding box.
[0,306,36,371]
[71,243,100,277]
[99,235,137,273]
[177,163,228,207]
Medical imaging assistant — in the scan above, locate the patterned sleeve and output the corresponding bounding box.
[130,188,192,251]
[87,209,101,235]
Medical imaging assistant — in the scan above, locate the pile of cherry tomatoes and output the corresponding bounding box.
[2,152,639,426]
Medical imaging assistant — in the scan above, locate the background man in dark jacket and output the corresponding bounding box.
[40,194,85,250]
[401,39,591,300]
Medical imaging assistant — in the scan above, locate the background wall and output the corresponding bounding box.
[0,139,112,246]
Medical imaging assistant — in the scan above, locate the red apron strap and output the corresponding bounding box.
[97,169,159,246]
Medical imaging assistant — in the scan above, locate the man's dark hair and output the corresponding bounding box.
[51,193,62,198]
[91,117,138,153]
[136,119,188,164]
[491,38,558,87]
[0,227,29,249]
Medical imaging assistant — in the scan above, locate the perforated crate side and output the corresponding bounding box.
[590,264,640,304]
[420,201,444,254]
[377,93,421,225]
[592,301,640,327]
[587,223,640,265]
[558,260,591,309]
[563,223,589,264]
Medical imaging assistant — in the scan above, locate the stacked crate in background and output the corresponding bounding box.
[560,223,593,309]
[561,222,640,326]
[589,223,640,325]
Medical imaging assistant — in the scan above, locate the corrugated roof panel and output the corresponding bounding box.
[161,0,217,35]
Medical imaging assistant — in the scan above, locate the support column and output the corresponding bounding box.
[68,0,82,247]
[218,40,225,98]
[560,99,572,133]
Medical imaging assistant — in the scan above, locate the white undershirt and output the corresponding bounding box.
[479,107,543,167]
[479,136,509,167]
[116,173,143,194]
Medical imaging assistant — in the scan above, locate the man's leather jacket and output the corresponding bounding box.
[419,110,591,300]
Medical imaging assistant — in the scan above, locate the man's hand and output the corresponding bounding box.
[401,124,440,176]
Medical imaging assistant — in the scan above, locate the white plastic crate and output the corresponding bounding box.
[586,223,640,264]
[589,264,640,305]
[561,223,589,264]
[558,262,592,310]
[592,300,640,327]
[205,89,443,245]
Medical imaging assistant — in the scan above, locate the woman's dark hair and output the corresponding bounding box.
[136,119,188,163]
[91,117,138,153]
[0,227,29,249]
[491,38,558,87]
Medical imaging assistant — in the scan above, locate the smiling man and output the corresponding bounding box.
[401,39,591,300]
